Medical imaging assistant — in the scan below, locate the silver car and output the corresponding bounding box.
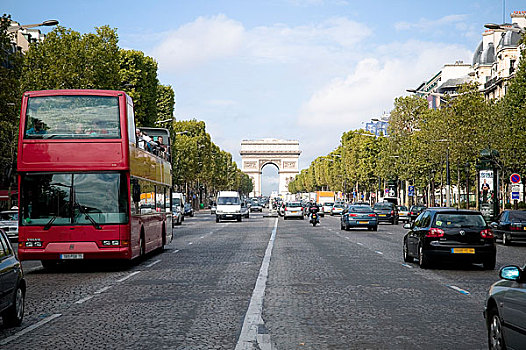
[0,210,18,241]
[283,202,304,220]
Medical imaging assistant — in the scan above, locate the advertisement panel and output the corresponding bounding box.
[479,170,494,219]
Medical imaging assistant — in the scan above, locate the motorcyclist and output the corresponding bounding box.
[309,202,320,223]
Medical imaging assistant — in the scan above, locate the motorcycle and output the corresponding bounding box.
[310,212,319,227]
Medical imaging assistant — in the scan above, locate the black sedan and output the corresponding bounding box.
[341,205,378,231]
[485,265,526,350]
[490,210,526,245]
[403,208,496,269]
[373,202,399,225]
[0,228,25,327]
[184,203,194,217]
[409,205,427,222]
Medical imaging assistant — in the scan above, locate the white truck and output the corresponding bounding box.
[216,191,242,222]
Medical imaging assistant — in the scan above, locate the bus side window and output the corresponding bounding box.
[127,103,136,144]
[131,179,140,214]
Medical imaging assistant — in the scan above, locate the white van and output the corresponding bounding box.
[216,191,242,222]
[172,192,185,226]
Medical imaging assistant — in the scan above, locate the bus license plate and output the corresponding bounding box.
[60,254,84,260]
[451,248,475,254]
[379,214,386,217]
[358,221,369,224]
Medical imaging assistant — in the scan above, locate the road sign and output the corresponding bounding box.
[510,173,521,184]
[408,186,415,197]
[512,192,520,200]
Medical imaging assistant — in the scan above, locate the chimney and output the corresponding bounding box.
[511,11,526,28]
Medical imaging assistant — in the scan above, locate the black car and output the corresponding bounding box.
[484,264,526,350]
[490,210,526,245]
[403,208,496,269]
[409,205,427,222]
[0,228,25,327]
[373,202,399,224]
[341,205,378,231]
[183,203,194,217]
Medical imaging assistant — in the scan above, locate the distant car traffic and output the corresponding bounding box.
[283,202,304,220]
[403,208,496,269]
[249,200,263,212]
[0,228,25,327]
[172,206,183,226]
[373,202,399,225]
[211,202,217,215]
[341,205,378,231]
[409,205,427,222]
[321,202,334,216]
[490,210,526,245]
[398,205,410,223]
[331,203,346,216]
[183,203,194,217]
[484,264,526,350]
[0,210,18,241]
[241,201,250,219]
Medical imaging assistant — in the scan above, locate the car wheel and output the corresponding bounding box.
[340,223,344,230]
[403,240,412,262]
[301,216,304,220]
[2,285,24,327]
[216,216,220,223]
[418,244,430,269]
[372,226,378,231]
[237,216,242,222]
[345,224,350,231]
[502,233,511,245]
[483,256,496,270]
[284,216,288,220]
[487,308,506,350]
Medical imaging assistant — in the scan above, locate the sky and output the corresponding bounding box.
[5,0,524,195]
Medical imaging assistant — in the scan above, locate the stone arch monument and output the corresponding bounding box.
[240,139,301,197]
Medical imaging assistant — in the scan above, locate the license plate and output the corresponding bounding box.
[524,227,526,231]
[60,254,84,259]
[379,214,386,217]
[358,221,369,224]
[451,248,475,254]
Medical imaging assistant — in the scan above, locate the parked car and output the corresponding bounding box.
[398,205,410,223]
[331,203,346,216]
[484,264,526,350]
[373,202,399,225]
[250,200,263,212]
[490,210,526,245]
[403,208,496,269]
[0,228,25,327]
[484,265,526,349]
[183,203,194,217]
[283,202,304,220]
[341,205,378,231]
[409,205,427,222]
[0,210,18,241]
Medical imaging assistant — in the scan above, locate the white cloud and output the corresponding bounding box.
[395,14,468,31]
[152,14,244,70]
[298,40,472,128]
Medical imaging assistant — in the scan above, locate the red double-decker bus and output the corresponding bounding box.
[17,89,172,267]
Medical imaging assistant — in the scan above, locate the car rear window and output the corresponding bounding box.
[433,213,486,228]
[350,206,373,212]
[398,206,408,211]
[287,202,302,207]
[374,203,392,209]
[509,211,526,221]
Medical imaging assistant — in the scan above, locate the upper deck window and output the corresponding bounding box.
[25,95,120,139]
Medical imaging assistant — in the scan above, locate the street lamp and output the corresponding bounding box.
[484,23,526,33]
[7,19,59,32]
[435,139,451,207]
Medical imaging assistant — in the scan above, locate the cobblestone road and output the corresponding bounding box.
[0,211,520,349]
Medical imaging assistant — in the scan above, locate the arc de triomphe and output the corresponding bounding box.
[240,139,301,197]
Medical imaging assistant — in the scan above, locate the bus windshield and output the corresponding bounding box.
[21,172,128,226]
[24,95,120,139]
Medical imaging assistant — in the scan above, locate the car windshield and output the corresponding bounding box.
[509,211,526,221]
[349,206,373,212]
[399,206,408,211]
[324,203,334,206]
[0,212,18,221]
[433,213,487,228]
[374,203,392,209]
[217,197,240,205]
[411,206,426,211]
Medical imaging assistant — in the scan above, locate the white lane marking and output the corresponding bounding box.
[172,249,180,254]
[357,242,364,246]
[200,236,205,239]
[75,295,94,304]
[386,232,393,235]
[188,242,193,245]
[401,263,413,269]
[116,271,141,283]
[95,286,112,294]
[344,236,350,240]
[0,313,62,345]
[375,251,384,255]
[236,218,278,350]
[146,259,161,268]
[447,285,470,295]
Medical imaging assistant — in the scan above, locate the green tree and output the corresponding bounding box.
[156,84,175,124]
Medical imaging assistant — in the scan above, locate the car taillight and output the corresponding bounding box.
[284,207,287,211]
[426,228,444,238]
[480,229,494,238]
[349,214,357,217]
[390,210,394,215]
[410,212,414,215]
[511,226,521,231]
[368,214,376,217]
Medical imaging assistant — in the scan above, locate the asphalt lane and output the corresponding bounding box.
[1,211,523,349]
